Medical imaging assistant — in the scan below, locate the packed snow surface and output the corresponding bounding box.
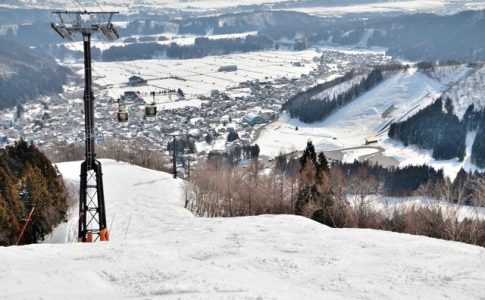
[1,160,484,299]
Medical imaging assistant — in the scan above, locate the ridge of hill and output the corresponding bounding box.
[257,64,485,178]
[0,37,69,109]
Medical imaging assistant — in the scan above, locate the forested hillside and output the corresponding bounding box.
[0,140,69,246]
[101,35,274,61]
[472,126,485,168]
[389,97,485,166]
[5,9,484,62]
[89,10,323,38]
[309,10,485,62]
[101,9,485,62]
[0,37,69,109]
[283,64,402,123]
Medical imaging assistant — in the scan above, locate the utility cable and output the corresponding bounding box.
[73,0,85,11]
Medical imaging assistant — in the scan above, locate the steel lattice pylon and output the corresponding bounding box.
[51,11,119,242]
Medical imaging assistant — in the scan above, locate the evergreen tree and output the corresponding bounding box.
[316,152,330,180]
[389,98,466,161]
[472,126,485,168]
[463,104,476,131]
[205,134,213,144]
[300,140,317,171]
[16,104,24,119]
[227,130,239,142]
[251,144,260,158]
[445,98,454,115]
[0,140,68,245]
[295,142,334,224]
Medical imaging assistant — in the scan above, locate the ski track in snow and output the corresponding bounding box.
[1,160,485,299]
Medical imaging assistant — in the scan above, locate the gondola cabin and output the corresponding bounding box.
[117,103,129,123]
[145,103,157,120]
[117,109,129,123]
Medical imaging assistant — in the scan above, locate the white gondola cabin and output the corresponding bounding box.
[145,103,157,120]
[145,91,158,120]
[117,103,129,123]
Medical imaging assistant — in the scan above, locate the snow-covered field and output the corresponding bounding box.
[284,0,485,17]
[347,194,485,222]
[90,49,320,109]
[11,0,484,15]
[4,0,287,10]
[64,32,259,52]
[342,148,379,163]
[1,160,485,299]
[255,66,484,179]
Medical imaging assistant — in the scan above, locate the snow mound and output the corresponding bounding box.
[0,160,484,299]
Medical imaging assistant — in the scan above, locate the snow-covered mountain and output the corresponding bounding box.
[256,63,485,178]
[442,63,485,119]
[0,37,69,109]
[7,0,484,15]
[0,160,484,299]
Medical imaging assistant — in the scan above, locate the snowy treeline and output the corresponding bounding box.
[100,35,274,61]
[283,63,403,123]
[186,141,485,247]
[389,97,485,167]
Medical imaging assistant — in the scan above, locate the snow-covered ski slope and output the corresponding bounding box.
[444,63,485,119]
[256,66,484,178]
[257,67,465,155]
[1,160,485,299]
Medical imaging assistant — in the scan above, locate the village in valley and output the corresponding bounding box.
[1,1,485,298]
[0,47,389,165]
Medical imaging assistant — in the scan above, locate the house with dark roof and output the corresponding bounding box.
[128,75,147,86]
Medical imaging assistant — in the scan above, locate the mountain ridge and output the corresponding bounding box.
[0,37,70,109]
